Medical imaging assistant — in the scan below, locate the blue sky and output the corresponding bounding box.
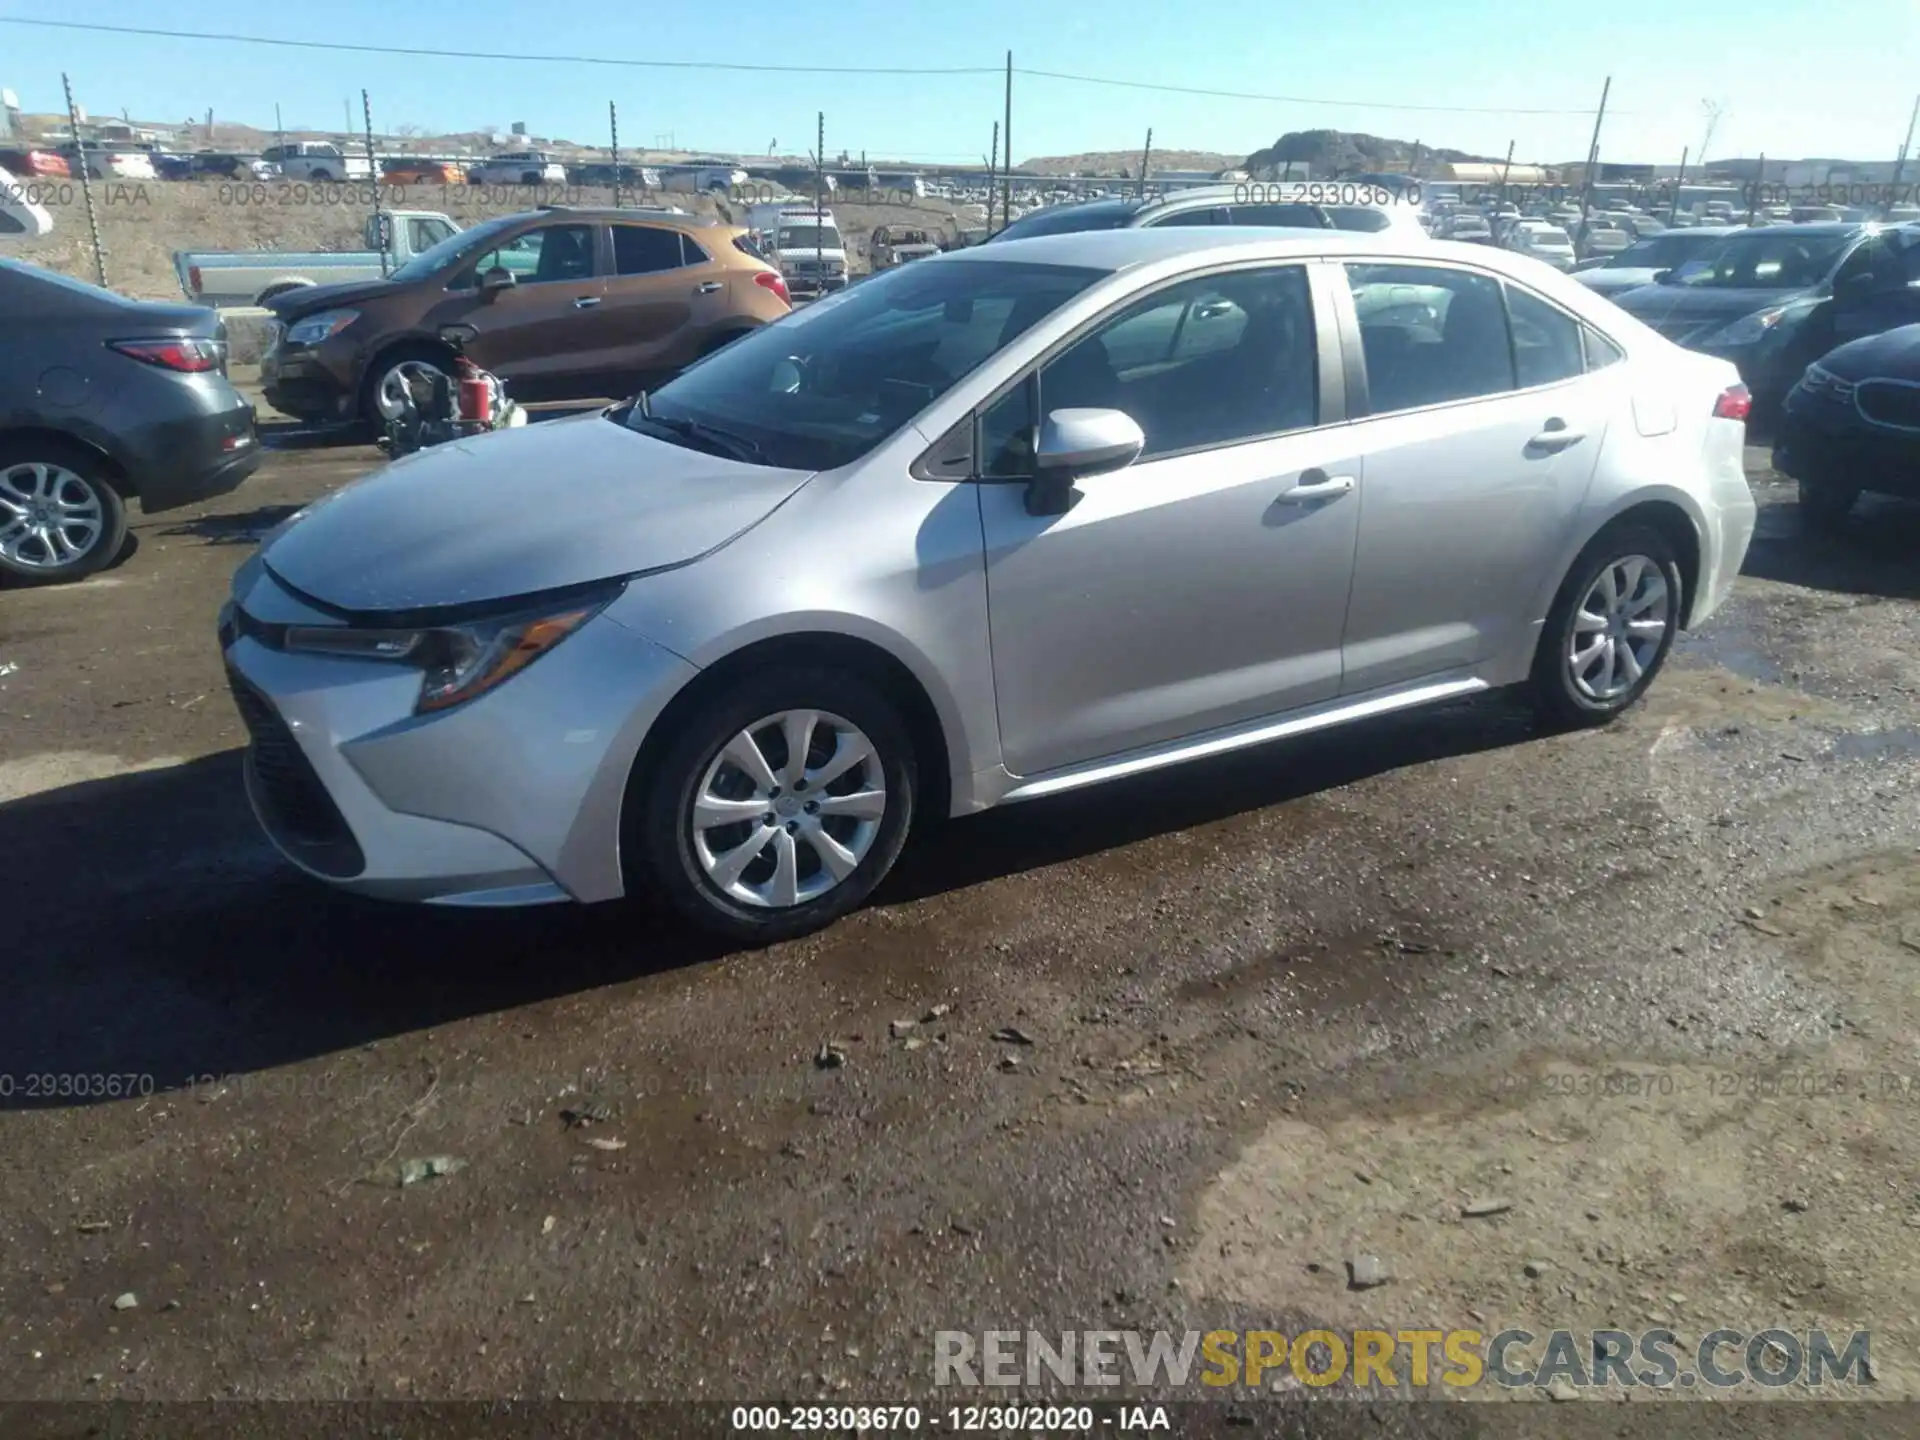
[3,0,1915,167]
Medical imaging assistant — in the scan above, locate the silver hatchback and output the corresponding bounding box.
[221,228,1758,941]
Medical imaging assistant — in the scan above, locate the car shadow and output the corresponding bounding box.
[2,692,1539,1110]
[1740,489,1920,601]
[158,505,307,545]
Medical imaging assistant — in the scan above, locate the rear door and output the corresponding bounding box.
[429,220,603,394]
[1334,259,1612,693]
[593,222,725,382]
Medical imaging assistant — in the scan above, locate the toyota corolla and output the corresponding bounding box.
[219,228,1757,941]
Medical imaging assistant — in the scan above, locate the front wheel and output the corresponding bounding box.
[631,665,917,943]
[1530,523,1682,728]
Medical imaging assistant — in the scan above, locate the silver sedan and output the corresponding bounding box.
[220,227,1758,940]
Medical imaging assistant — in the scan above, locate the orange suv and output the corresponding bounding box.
[260,207,793,426]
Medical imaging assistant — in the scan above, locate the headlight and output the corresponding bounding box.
[282,584,621,714]
[285,309,360,345]
[1700,308,1786,348]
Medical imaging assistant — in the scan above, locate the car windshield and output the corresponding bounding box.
[388,214,509,282]
[1611,232,1723,269]
[1673,230,1853,288]
[1525,226,1571,244]
[989,201,1138,241]
[628,258,1105,471]
[776,225,838,250]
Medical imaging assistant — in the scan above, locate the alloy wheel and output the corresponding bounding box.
[0,462,106,573]
[689,709,887,909]
[374,360,446,421]
[1567,554,1673,703]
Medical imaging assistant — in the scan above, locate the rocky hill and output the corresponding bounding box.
[1244,130,1493,177]
[1018,149,1243,177]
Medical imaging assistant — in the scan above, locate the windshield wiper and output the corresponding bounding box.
[625,392,763,463]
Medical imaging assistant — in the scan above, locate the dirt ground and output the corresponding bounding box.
[11,180,973,301]
[3,392,1920,1435]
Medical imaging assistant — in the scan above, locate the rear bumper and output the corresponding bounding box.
[115,379,263,513]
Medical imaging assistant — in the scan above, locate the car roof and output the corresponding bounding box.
[522,206,720,229]
[940,226,1477,273]
[1730,221,1864,236]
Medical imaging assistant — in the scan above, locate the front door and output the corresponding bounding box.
[432,221,603,396]
[1335,262,1609,692]
[977,264,1361,778]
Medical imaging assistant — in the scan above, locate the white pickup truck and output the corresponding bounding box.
[173,210,460,307]
[259,141,375,183]
[745,203,850,294]
[470,151,567,186]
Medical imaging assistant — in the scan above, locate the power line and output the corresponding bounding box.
[3,15,1614,116]
[1017,67,1618,117]
[0,17,1000,75]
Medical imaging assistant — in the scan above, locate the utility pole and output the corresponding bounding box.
[1887,93,1920,217]
[1576,75,1611,243]
[609,101,622,208]
[1498,139,1515,209]
[987,121,999,232]
[64,73,105,287]
[1001,51,1013,229]
[275,102,285,158]
[1139,128,1153,200]
[1410,138,1423,179]
[343,98,353,141]
[815,111,825,281]
[1745,152,1765,226]
[205,107,213,144]
[1669,145,1689,223]
[1698,99,1726,170]
[362,90,386,277]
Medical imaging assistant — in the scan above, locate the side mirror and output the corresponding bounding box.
[478,267,515,299]
[1024,408,1144,517]
[1653,268,1675,285]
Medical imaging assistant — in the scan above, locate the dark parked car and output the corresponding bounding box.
[0,259,260,584]
[1612,222,1920,408]
[153,153,196,181]
[1773,323,1920,525]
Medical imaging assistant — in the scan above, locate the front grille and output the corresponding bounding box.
[1855,379,1920,432]
[226,668,364,878]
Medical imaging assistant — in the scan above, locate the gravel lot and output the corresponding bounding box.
[2,406,1919,1434]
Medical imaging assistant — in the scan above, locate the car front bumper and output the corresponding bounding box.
[219,576,699,906]
[261,343,356,423]
[1774,392,1920,497]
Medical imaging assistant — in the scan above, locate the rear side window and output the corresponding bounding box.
[613,225,688,275]
[1230,203,1327,228]
[1345,263,1514,414]
[1150,208,1228,227]
[680,233,711,266]
[1505,285,1584,388]
[1325,207,1394,233]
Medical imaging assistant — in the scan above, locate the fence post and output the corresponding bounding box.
[361,90,386,278]
[610,101,622,208]
[61,73,106,288]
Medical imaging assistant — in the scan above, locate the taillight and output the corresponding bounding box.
[754,270,791,306]
[109,338,225,373]
[1713,383,1752,422]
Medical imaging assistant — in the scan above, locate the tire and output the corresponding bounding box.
[631,665,917,944]
[1530,522,1683,729]
[308,169,333,182]
[1798,476,1859,530]
[359,345,454,429]
[0,441,129,586]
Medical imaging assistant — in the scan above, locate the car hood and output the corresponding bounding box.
[1576,266,1662,295]
[1612,283,1813,342]
[1816,322,1920,382]
[258,413,816,615]
[268,277,403,319]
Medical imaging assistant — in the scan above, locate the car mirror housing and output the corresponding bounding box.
[479,267,516,298]
[1025,408,1145,517]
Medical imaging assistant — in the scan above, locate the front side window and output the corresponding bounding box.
[635,259,1105,471]
[612,224,687,276]
[1345,263,1514,414]
[471,224,596,285]
[982,265,1318,468]
[1675,230,1854,289]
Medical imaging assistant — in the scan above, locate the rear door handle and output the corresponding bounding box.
[573,296,601,309]
[695,281,724,294]
[1276,468,1356,504]
[1529,417,1586,450]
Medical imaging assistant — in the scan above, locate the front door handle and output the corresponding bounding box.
[695,281,724,294]
[1529,417,1586,450]
[573,296,601,309]
[1276,468,1356,504]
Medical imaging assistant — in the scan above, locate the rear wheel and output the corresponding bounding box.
[1798,476,1859,530]
[631,665,917,943]
[0,442,129,586]
[1530,523,1682,728]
